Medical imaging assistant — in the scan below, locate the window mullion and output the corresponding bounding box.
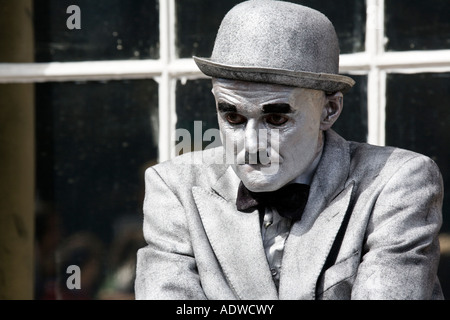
[366,0,385,146]
[157,0,174,162]
[0,60,163,83]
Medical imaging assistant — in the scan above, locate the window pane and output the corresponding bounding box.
[175,0,243,59]
[332,75,368,143]
[291,0,366,53]
[175,0,365,58]
[385,0,450,51]
[34,0,159,62]
[175,79,219,154]
[35,79,158,299]
[385,73,450,234]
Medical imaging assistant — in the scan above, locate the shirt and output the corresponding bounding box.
[260,148,323,289]
[261,206,292,289]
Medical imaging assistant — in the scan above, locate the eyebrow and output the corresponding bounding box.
[217,102,237,113]
[262,103,293,113]
[217,102,293,113]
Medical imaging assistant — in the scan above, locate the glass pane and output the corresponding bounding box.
[175,0,243,59]
[34,79,158,300]
[291,0,366,54]
[385,0,450,51]
[175,79,219,154]
[385,73,450,234]
[175,0,365,58]
[34,0,159,62]
[332,75,368,143]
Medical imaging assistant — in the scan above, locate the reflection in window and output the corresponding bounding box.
[34,79,158,299]
[34,0,160,62]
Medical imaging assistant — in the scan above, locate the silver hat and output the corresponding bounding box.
[194,0,355,93]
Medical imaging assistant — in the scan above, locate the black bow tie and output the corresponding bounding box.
[236,181,310,221]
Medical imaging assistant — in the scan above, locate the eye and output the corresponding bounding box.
[225,113,247,125]
[265,114,289,126]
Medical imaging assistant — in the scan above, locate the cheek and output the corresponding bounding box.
[277,125,320,162]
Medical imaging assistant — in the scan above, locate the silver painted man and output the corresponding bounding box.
[135,0,444,299]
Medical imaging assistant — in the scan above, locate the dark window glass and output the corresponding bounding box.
[291,0,366,54]
[385,0,450,51]
[332,75,368,143]
[385,73,450,234]
[36,79,159,240]
[34,0,159,62]
[35,79,157,299]
[175,79,219,154]
[175,0,243,59]
[175,0,366,59]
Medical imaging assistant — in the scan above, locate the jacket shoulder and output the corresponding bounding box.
[146,147,228,189]
[348,140,442,183]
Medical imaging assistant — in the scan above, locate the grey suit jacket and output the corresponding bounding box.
[135,129,444,300]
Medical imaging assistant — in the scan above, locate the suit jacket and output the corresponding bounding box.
[135,129,444,300]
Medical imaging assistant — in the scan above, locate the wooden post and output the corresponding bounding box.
[0,0,35,299]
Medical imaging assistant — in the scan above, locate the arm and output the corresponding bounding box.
[135,167,207,300]
[352,155,444,300]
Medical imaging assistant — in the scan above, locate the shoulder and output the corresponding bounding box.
[350,139,439,169]
[145,147,229,189]
[326,129,441,179]
[347,139,442,186]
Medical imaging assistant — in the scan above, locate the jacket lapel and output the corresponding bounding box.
[279,130,354,299]
[192,166,278,300]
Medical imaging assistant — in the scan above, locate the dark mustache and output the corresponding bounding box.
[243,151,271,165]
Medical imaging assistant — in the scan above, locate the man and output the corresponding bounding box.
[135,0,444,299]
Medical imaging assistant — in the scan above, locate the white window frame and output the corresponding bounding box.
[1,0,450,163]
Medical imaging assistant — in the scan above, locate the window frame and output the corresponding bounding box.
[1,0,450,162]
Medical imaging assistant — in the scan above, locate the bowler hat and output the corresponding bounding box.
[194,0,355,93]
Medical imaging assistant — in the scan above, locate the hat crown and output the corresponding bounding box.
[211,0,340,74]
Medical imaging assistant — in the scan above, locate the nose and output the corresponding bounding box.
[243,120,269,164]
[244,120,259,154]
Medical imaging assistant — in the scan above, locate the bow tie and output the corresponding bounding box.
[236,181,310,221]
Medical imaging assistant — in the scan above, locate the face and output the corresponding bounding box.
[212,78,341,192]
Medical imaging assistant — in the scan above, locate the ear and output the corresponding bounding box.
[320,92,343,131]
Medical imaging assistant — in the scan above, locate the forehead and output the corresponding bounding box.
[211,78,323,106]
[212,78,293,101]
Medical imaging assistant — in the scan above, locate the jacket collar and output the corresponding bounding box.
[192,166,278,299]
[279,129,353,299]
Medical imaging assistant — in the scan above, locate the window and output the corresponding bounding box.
[34,0,160,62]
[1,0,449,299]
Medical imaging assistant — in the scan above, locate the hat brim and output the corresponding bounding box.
[194,56,355,94]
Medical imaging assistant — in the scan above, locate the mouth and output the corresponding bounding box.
[239,162,271,169]
[237,161,281,176]
[238,152,280,166]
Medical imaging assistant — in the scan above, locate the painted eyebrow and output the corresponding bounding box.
[262,103,293,113]
[217,102,237,113]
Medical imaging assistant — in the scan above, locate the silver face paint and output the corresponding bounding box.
[212,78,326,192]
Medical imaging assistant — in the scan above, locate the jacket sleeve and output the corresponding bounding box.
[135,167,207,300]
[351,155,444,300]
